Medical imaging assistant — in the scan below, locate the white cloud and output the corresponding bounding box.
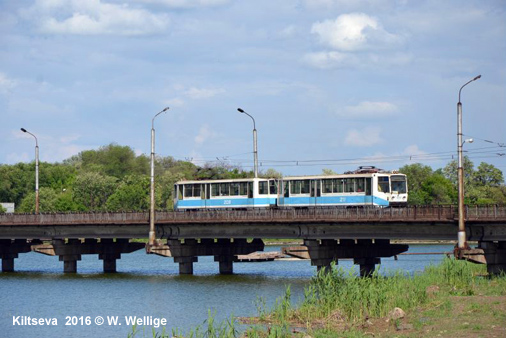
[184,87,224,99]
[311,13,400,51]
[338,101,399,118]
[26,0,169,35]
[194,124,216,146]
[345,127,383,147]
[0,73,16,94]
[163,98,185,107]
[303,51,358,69]
[138,0,230,8]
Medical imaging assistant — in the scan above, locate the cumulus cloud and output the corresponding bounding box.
[338,101,399,118]
[138,0,230,8]
[184,87,225,99]
[25,0,169,35]
[194,124,217,146]
[311,12,400,51]
[303,51,359,69]
[345,126,383,147]
[0,72,16,94]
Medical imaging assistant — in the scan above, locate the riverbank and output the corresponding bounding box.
[140,258,505,338]
[238,258,506,338]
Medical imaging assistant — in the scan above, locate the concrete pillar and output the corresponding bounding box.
[216,256,234,275]
[101,256,117,273]
[174,256,198,275]
[480,241,506,275]
[355,257,380,277]
[62,258,78,273]
[304,239,337,272]
[2,256,15,272]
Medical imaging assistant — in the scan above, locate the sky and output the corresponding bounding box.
[1,0,505,176]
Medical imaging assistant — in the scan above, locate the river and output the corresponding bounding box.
[1,244,452,338]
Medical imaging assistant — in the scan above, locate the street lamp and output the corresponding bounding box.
[148,107,169,252]
[237,108,258,178]
[21,128,39,214]
[457,75,481,250]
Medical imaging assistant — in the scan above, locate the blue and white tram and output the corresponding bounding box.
[279,172,407,207]
[173,169,407,210]
[174,178,278,209]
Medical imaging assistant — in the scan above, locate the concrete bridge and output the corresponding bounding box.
[1,206,505,275]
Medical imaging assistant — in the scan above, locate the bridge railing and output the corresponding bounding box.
[2,206,506,225]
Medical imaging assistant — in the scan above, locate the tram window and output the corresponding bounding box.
[301,180,310,194]
[220,183,230,196]
[344,178,355,192]
[248,182,253,198]
[194,184,201,197]
[184,184,193,198]
[365,178,372,195]
[391,176,407,193]
[333,179,343,193]
[323,179,332,193]
[239,182,248,196]
[378,177,390,193]
[269,180,277,194]
[178,185,183,200]
[356,178,365,192]
[259,181,268,195]
[231,183,240,196]
[211,184,218,197]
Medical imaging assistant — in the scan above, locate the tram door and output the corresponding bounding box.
[310,179,321,206]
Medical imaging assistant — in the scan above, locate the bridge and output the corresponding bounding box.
[1,206,505,275]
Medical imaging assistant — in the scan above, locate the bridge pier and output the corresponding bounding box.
[0,239,33,272]
[480,241,506,275]
[159,238,264,275]
[304,238,408,276]
[31,238,144,273]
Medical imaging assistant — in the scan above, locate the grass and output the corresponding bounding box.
[129,258,506,338]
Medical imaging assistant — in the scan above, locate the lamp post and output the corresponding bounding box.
[20,128,39,214]
[457,75,481,250]
[148,107,169,252]
[237,108,258,178]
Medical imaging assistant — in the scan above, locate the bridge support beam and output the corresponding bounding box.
[31,238,144,273]
[304,238,408,276]
[455,241,506,275]
[0,239,33,272]
[163,238,264,275]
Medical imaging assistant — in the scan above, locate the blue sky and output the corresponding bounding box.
[1,0,505,176]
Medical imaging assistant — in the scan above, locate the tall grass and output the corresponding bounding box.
[270,258,489,324]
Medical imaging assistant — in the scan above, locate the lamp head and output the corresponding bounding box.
[162,107,170,112]
[473,75,481,81]
[237,108,244,113]
[21,128,27,133]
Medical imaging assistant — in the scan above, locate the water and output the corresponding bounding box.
[1,244,452,338]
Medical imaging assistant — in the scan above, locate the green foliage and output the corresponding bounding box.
[73,172,117,211]
[106,175,150,211]
[0,204,6,213]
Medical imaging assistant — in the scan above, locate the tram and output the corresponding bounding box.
[173,166,407,210]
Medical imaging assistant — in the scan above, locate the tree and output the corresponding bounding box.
[321,169,337,175]
[18,187,59,213]
[73,172,117,211]
[73,143,148,179]
[261,168,283,178]
[474,162,503,187]
[420,174,456,205]
[443,156,474,186]
[106,175,150,211]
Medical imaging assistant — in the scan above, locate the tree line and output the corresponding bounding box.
[0,143,505,213]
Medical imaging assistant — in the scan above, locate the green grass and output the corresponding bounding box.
[130,258,505,338]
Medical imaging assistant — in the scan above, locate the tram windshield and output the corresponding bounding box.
[390,175,407,193]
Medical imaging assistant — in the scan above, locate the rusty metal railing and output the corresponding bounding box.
[2,206,506,226]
